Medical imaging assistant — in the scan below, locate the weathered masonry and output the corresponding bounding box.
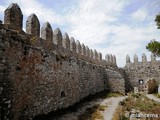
[124,54,160,93]
[0,3,125,120]
[1,3,160,120]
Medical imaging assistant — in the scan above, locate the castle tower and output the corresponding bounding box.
[134,54,138,63]
[4,3,23,31]
[142,53,147,63]
[26,13,40,37]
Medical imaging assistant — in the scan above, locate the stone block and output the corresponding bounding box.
[134,87,139,94]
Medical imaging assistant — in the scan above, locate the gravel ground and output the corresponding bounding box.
[101,96,127,120]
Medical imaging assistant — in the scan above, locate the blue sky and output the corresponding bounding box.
[0,0,160,67]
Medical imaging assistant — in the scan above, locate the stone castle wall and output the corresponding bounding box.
[124,54,160,91]
[0,3,125,120]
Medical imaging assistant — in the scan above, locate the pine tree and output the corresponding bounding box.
[146,14,160,56]
[146,39,160,57]
[155,14,160,29]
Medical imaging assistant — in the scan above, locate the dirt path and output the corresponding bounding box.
[101,96,127,120]
[49,96,127,120]
[146,94,160,102]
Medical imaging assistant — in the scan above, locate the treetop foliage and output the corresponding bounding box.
[155,14,160,29]
[146,14,160,56]
[146,39,160,57]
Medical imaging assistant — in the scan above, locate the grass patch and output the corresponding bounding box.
[78,104,107,120]
[113,93,160,120]
[112,107,130,120]
[154,93,160,98]
[98,105,107,111]
[107,92,123,97]
[78,105,103,120]
[100,92,123,99]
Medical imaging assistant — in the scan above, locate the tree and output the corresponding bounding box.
[146,14,160,56]
[146,39,160,57]
[155,14,160,29]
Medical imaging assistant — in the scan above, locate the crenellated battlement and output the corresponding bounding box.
[124,53,160,93]
[0,4,121,119]
[125,53,158,66]
[2,3,117,67]
[0,3,125,120]
[105,54,117,66]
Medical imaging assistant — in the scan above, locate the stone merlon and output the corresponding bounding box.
[134,54,138,63]
[4,3,23,31]
[26,13,40,37]
[41,22,53,41]
[126,55,130,63]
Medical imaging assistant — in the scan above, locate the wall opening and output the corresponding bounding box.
[147,79,158,94]
[60,91,66,98]
[0,103,7,120]
[139,79,144,85]
[56,56,60,61]
[16,66,21,71]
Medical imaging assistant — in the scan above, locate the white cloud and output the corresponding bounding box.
[5,0,64,25]
[1,0,160,67]
[0,5,5,13]
[100,42,140,66]
[65,0,129,45]
[131,8,148,21]
[99,22,160,67]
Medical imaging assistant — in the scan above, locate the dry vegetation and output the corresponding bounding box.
[113,93,160,120]
[78,92,122,120]
[154,93,160,98]
[78,104,107,120]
